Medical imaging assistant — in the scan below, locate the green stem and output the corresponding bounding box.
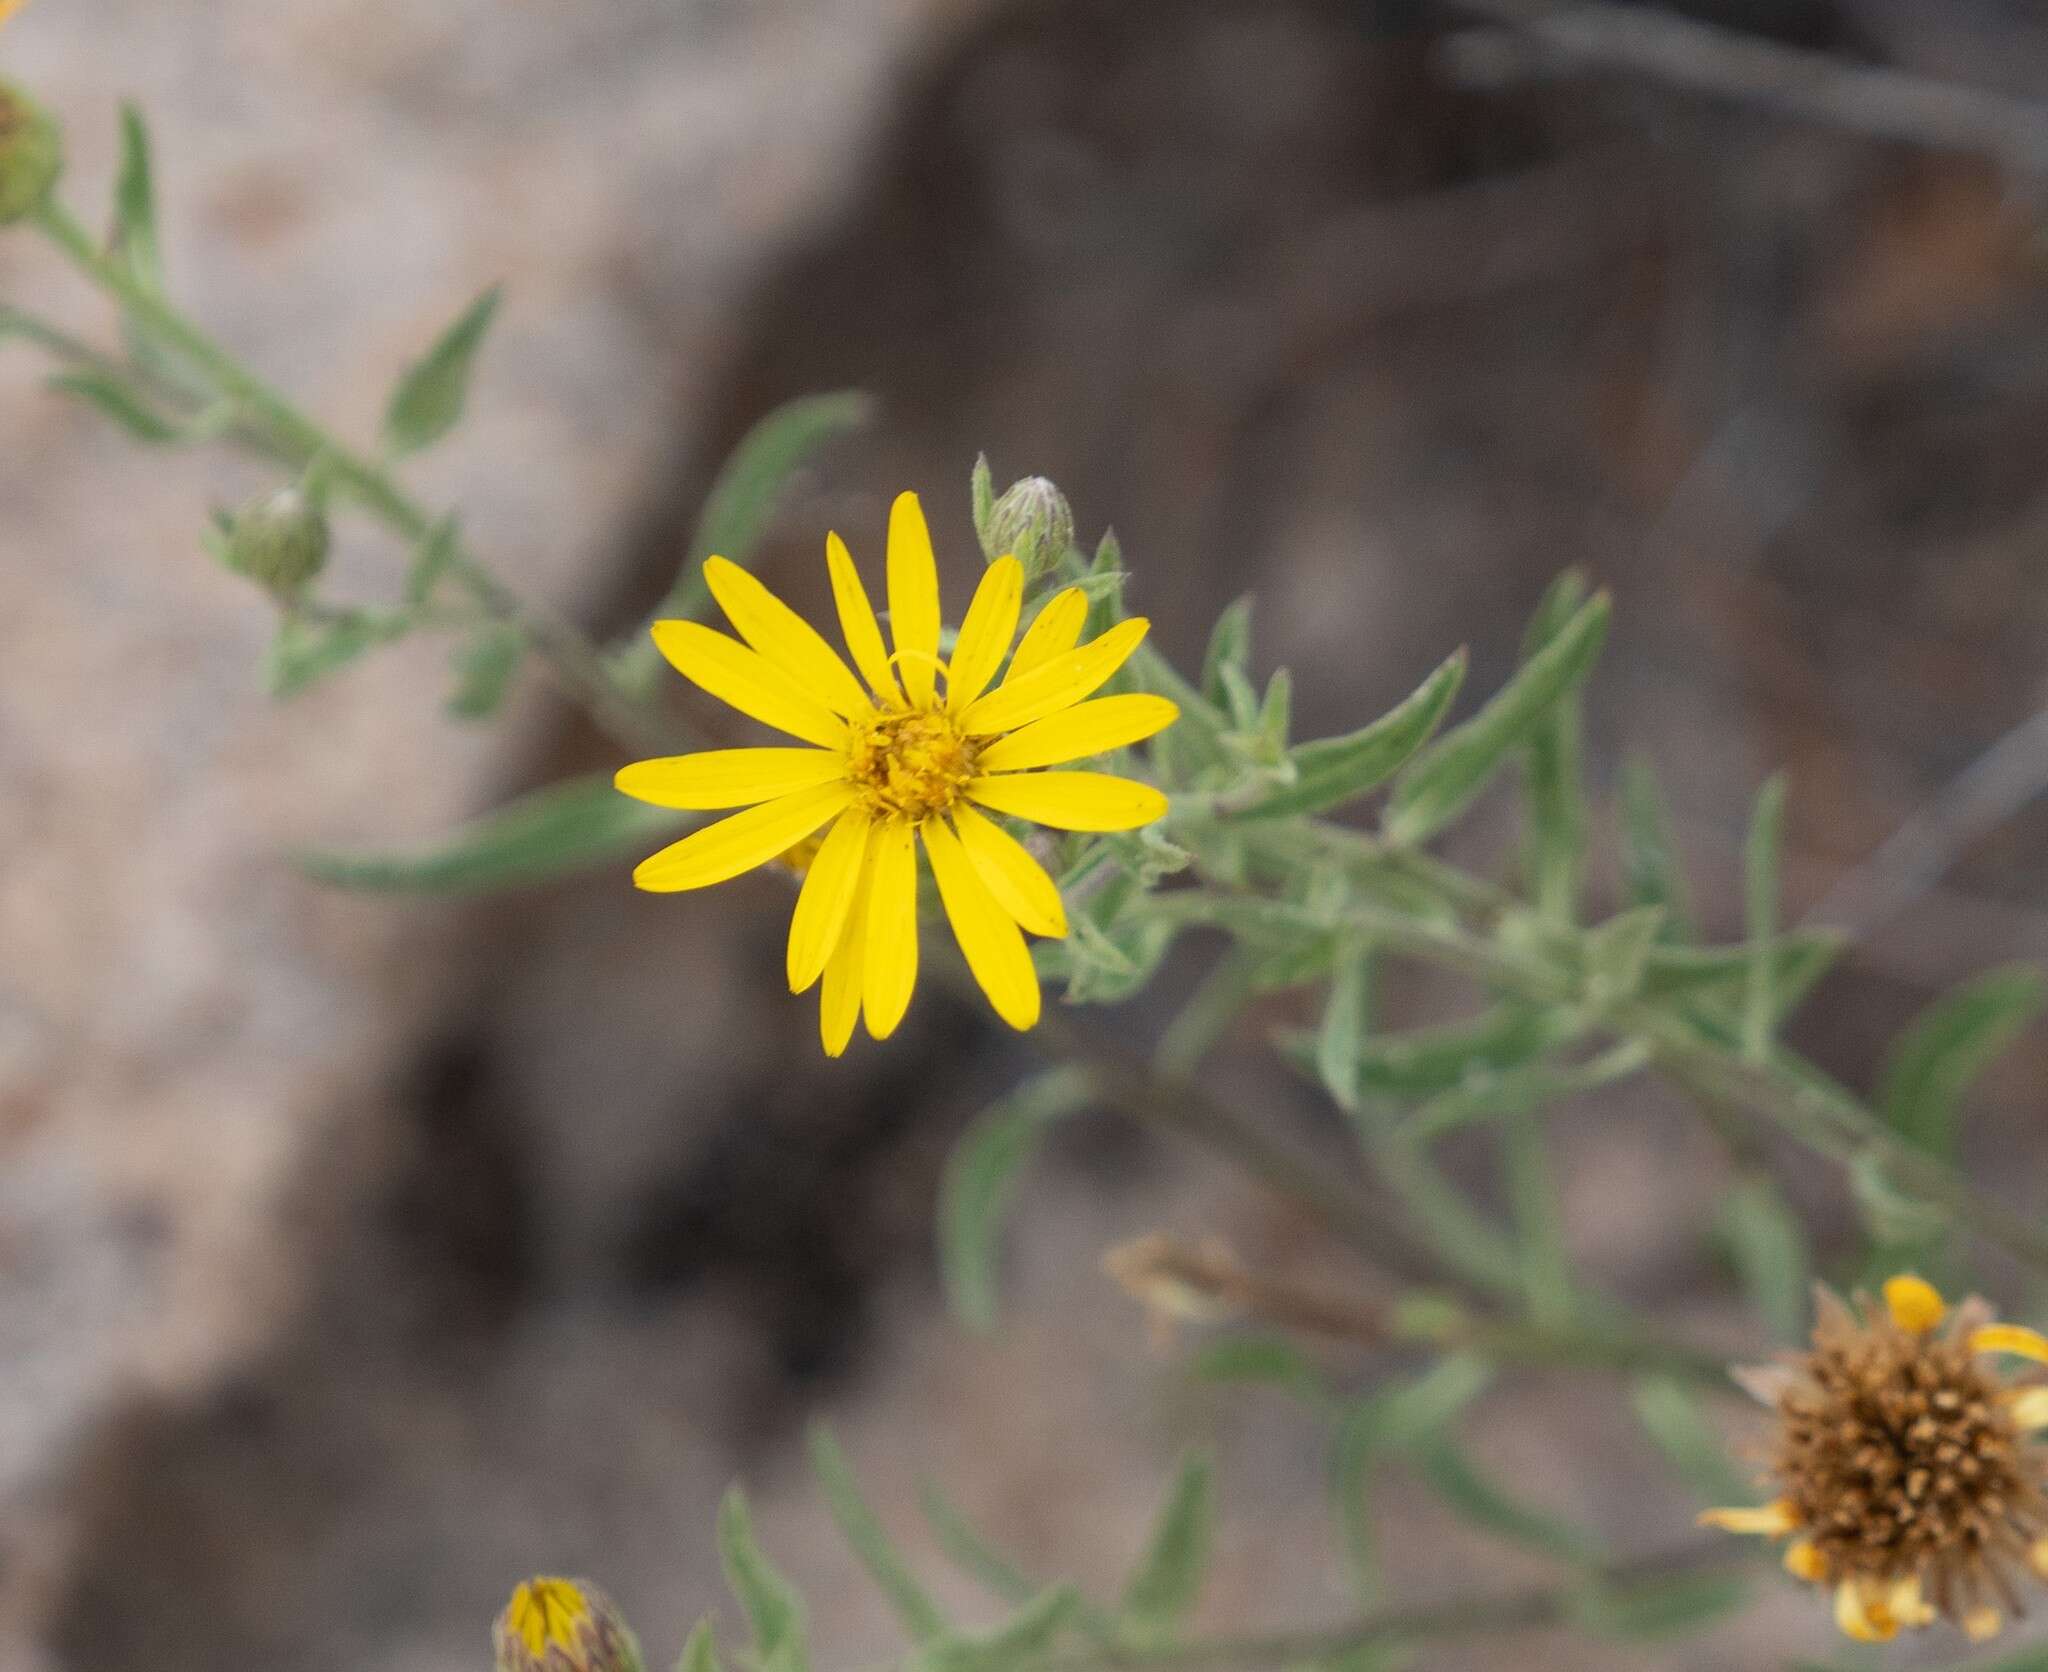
[33,197,681,757]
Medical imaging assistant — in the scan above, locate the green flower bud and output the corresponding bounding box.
[494,1578,645,1672]
[225,486,330,601]
[980,475,1074,582]
[0,80,60,226]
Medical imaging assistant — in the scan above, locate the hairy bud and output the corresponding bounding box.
[494,1578,645,1672]
[980,475,1074,582]
[225,486,330,601]
[0,80,61,226]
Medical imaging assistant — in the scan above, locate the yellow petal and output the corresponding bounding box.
[616,747,845,810]
[861,820,920,1039]
[951,802,1066,939]
[888,490,942,707]
[1884,1576,1934,1630]
[704,556,875,718]
[819,853,871,1057]
[632,782,852,892]
[1972,1324,2048,1364]
[2009,1387,2048,1431]
[827,531,903,707]
[1698,1500,1798,1537]
[651,620,848,749]
[786,809,872,993]
[1835,1580,1896,1643]
[1883,1274,1946,1334]
[977,693,1180,773]
[923,816,1040,1031]
[1964,1606,2004,1643]
[1783,1539,1827,1584]
[968,771,1169,832]
[946,556,1023,711]
[1005,587,1088,683]
[2030,1536,2048,1580]
[959,617,1150,736]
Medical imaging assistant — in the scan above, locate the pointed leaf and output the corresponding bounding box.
[382,284,502,457]
[1877,966,2046,1158]
[1385,593,1609,845]
[48,368,184,442]
[939,1066,1097,1331]
[1314,943,1373,1113]
[1715,1174,1809,1342]
[1201,596,1255,712]
[717,1488,807,1669]
[677,1620,723,1672]
[1118,1450,1215,1636]
[296,772,687,894]
[446,622,525,720]
[1520,571,1589,924]
[1741,775,1787,1061]
[1412,1436,1603,1565]
[404,513,462,605]
[111,104,161,289]
[1629,1375,1749,1504]
[923,1587,1078,1672]
[808,1424,948,1645]
[1619,757,1694,940]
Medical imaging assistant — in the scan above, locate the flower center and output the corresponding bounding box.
[846,707,980,822]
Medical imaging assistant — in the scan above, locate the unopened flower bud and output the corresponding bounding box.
[494,1578,645,1672]
[981,475,1073,581]
[0,80,61,226]
[225,486,329,601]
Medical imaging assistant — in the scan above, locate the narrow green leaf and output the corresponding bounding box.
[1201,596,1255,712]
[295,772,687,894]
[1580,906,1665,1004]
[717,1488,807,1669]
[266,609,417,699]
[1640,933,1839,1016]
[1187,1336,1334,1407]
[111,104,161,289]
[1314,943,1373,1114]
[1258,667,1293,752]
[1629,1375,1750,1504]
[1385,593,1609,845]
[970,453,996,548]
[939,1066,1097,1332]
[1118,1450,1215,1636]
[404,513,461,605]
[1568,1571,1747,1641]
[446,622,525,720]
[1278,1004,1582,1100]
[1399,1043,1648,1145]
[1715,1174,1810,1341]
[48,368,184,442]
[1619,757,1694,940]
[916,1483,1037,1609]
[923,1587,1079,1672]
[1741,775,1787,1062]
[1520,571,1589,925]
[807,1424,948,1645]
[382,284,502,457]
[1849,1149,1949,1248]
[1231,650,1466,821]
[1503,1110,1573,1328]
[1216,662,1262,733]
[1877,966,2046,1158]
[1412,1435,1604,1565]
[677,1620,723,1672]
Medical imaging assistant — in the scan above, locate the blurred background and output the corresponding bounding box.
[6,0,2048,1665]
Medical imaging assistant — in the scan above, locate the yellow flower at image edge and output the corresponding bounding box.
[1701,1275,2048,1646]
[494,1578,643,1672]
[617,490,1177,1053]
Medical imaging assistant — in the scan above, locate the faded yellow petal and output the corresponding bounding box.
[977,693,1180,773]
[923,816,1040,1031]
[786,808,872,993]
[1964,1606,2004,1643]
[888,491,942,707]
[862,820,920,1039]
[1005,587,1088,683]
[1697,1500,1798,1537]
[1883,1274,1946,1334]
[827,531,903,707]
[1884,1576,1934,1630]
[1783,1539,1827,1584]
[2009,1387,2048,1431]
[1835,1580,1896,1644]
[632,782,852,893]
[704,556,874,718]
[616,747,845,810]
[819,855,871,1058]
[968,770,1169,832]
[946,555,1024,711]
[1972,1324,2048,1364]
[959,617,1149,736]
[951,802,1066,939]
[2031,1536,2048,1581]
[651,620,848,748]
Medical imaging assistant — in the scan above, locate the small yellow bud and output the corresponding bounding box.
[494,1578,644,1672]
[225,486,330,601]
[1882,1274,1946,1335]
[980,476,1074,582]
[0,80,61,226]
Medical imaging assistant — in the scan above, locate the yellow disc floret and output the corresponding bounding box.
[845,707,981,822]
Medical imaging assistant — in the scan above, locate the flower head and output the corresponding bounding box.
[1702,1275,2048,1644]
[493,1578,644,1672]
[618,490,1177,1053]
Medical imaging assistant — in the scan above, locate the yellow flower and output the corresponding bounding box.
[618,490,1178,1053]
[1701,1275,2048,1643]
[493,1578,643,1672]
